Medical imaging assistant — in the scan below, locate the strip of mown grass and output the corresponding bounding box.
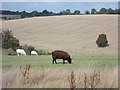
[2,54,118,71]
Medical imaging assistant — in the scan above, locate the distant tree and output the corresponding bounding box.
[59,11,63,15]
[106,8,114,14]
[42,10,54,16]
[85,10,90,14]
[113,9,118,14]
[59,9,71,15]
[118,8,120,14]
[73,10,80,15]
[8,18,12,20]
[31,11,39,17]
[1,10,20,15]
[42,10,49,16]
[2,30,19,50]
[66,9,71,15]
[91,8,96,14]
[3,8,120,19]
[21,11,28,18]
[2,16,7,20]
[15,11,21,15]
[48,12,54,16]
[61,10,67,15]
[99,8,107,14]
[42,10,49,14]
[96,11,101,14]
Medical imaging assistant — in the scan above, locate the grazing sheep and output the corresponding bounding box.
[31,51,38,56]
[16,49,26,56]
[51,50,72,64]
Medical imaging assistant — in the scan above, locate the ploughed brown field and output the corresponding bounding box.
[2,15,118,54]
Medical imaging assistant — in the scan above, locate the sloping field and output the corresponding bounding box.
[2,15,118,54]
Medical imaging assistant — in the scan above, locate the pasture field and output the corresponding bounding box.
[2,15,118,54]
[2,15,118,88]
[3,54,118,71]
[2,54,118,88]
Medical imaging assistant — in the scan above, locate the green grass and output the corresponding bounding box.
[2,54,118,88]
[2,54,118,71]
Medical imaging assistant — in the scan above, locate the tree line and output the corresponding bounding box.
[1,8,120,19]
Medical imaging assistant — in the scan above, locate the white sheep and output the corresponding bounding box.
[16,49,26,56]
[31,51,38,56]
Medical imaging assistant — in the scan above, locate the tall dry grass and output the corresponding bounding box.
[68,71,76,90]
[2,66,118,88]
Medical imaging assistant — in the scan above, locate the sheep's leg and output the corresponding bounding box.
[18,53,20,56]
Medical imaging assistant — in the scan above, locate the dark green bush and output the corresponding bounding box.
[36,49,51,55]
[19,45,50,55]
[2,30,19,50]
[21,45,35,55]
[28,46,35,53]
[46,52,51,55]
[96,34,109,47]
[7,48,16,55]
[2,30,51,56]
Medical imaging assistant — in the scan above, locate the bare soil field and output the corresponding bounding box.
[2,15,118,54]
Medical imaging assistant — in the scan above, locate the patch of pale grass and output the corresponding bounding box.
[2,67,118,88]
[99,67,118,88]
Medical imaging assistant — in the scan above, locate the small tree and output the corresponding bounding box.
[85,10,90,14]
[61,10,67,15]
[96,34,109,47]
[21,11,27,18]
[91,8,96,14]
[99,8,107,14]
[66,9,71,15]
[2,30,19,50]
[118,8,120,14]
[31,11,39,17]
[59,9,71,15]
[42,10,50,16]
[73,10,80,15]
[106,8,114,14]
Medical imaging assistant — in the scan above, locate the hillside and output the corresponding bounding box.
[2,15,118,54]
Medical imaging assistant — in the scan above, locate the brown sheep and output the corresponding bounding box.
[51,50,72,64]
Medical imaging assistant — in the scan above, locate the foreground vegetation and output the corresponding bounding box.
[2,54,118,88]
[3,67,118,88]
